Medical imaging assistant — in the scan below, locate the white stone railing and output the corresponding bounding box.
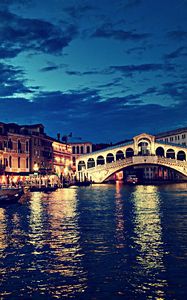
[83,155,187,173]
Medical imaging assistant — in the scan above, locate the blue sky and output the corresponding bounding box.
[0,0,187,142]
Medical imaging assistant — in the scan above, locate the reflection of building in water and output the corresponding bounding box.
[115,181,125,248]
[46,189,87,298]
[132,185,167,298]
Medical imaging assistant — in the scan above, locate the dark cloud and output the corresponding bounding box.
[157,80,187,102]
[91,23,150,41]
[167,30,187,40]
[164,47,187,60]
[0,62,33,96]
[64,3,95,19]
[110,63,174,76]
[40,65,60,72]
[0,9,78,58]
[0,86,187,142]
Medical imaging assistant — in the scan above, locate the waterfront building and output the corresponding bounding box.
[0,122,30,184]
[69,141,92,172]
[51,138,73,178]
[20,124,53,174]
[156,127,187,146]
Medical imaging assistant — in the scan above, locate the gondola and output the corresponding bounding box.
[0,188,24,205]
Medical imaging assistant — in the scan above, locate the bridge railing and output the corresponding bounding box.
[82,155,187,173]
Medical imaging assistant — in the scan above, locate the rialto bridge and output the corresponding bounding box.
[76,133,187,183]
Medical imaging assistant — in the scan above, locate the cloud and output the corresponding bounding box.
[40,65,60,72]
[0,62,33,96]
[167,30,187,40]
[109,63,174,76]
[164,47,187,60]
[0,83,187,142]
[64,3,95,19]
[91,23,150,41]
[0,9,78,58]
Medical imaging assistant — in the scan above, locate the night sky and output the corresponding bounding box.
[0,0,187,142]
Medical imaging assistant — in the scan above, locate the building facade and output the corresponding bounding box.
[70,142,92,172]
[0,122,30,184]
[52,139,72,178]
[156,127,187,146]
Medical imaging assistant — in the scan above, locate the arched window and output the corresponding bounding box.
[156,147,165,157]
[87,158,95,168]
[177,151,186,161]
[97,155,105,165]
[126,148,134,158]
[116,150,124,160]
[77,146,79,154]
[166,149,175,159]
[78,161,86,171]
[72,146,75,154]
[81,146,84,154]
[106,153,114,163]
[87,146,90,153]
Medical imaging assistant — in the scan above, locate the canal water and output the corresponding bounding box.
[0,183,187,300]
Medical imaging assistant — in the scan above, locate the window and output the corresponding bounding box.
[9,156,12,168]
[182,134,186,139]
[81,146,84,154]
[18,157,20,168]
[72,146,75,154]
[26,141,29,152]
[87,146,90,153]
[18,140,22,153]
[26,157,29,168]
[77,146,79,154]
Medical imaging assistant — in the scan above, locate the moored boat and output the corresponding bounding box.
[0,188,24,204]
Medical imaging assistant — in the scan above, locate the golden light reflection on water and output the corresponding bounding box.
[0,208,7,253]
[27,189,87,298]
[115,181,125,248]
[46,189,87,297]
[29,192,44,250]
[132,185,167,299]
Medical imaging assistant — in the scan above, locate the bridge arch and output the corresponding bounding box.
[106,153,115,163]
[87,158,95,169]
[97,155,105,165]
[78,160,86,171]
[166,149,175,159]
[116,150,124,160]
[99,161,187,183]
[177,150,186,161]
[156,146,165,157]
[138,138,151,155]
[126,147,134,158]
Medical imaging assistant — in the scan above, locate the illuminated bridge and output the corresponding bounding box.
[76,133,187,183]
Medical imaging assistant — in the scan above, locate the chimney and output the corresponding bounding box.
[57,133,60,141]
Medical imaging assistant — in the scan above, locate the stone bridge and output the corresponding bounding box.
[76,133,187,183]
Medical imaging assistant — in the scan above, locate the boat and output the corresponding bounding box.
[126,175,138,184]
[0,188,24,204]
